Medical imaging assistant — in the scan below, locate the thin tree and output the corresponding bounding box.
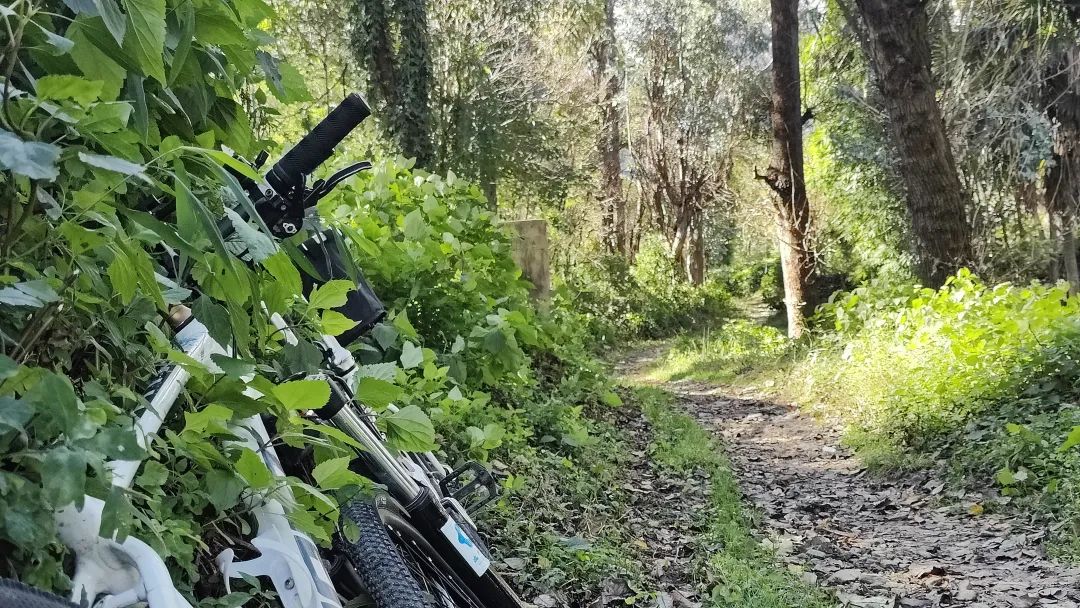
[760,0,813,338]
[849,0,974,287]
[592,0,627,254]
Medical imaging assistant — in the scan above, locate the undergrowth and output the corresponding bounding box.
[486,385,833,607]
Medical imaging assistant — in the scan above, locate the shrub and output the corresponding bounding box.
[805,270,1080,445]
[560,235,733,343]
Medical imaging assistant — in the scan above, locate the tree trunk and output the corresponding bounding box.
[594,0,626,255]
[853,0,974,288]
[1049,214,1061,282]
[1044,45,1080,291]
[1047,152,1080,291]
[1064,215,1080,292]
[350,0,434,167]
[685,212,706,285]
[763,0,813,339]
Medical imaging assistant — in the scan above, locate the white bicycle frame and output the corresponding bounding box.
[55,312,341,608]
[54,303,486,608]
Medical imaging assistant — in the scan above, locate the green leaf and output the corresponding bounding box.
[210,354,256,378]
[79,152,144,178]
[122,0,166,83]
[276,61,312,103]
[399,341,423,369]
[0,280,60,307]
[183,403,233,435]
[94,0,128,44]
[402,209,427,240]
[996,467,1016,486]
[272,379,330,410]
[262,251,302,296]
[125,75,148,140]
[41,30,76,55]
[0,396,33,433]
[321,310,358,336]
[42,447,87,506]
[67,18,126,100]
[224,208,276,262]
[205,468,244,512]
[356,362,398,382]
[100,484,134,540]
[372,324,398,350]
[393,310,418,340]
[135,460,169,488]
[1058,426,1080,453]
[36,75,104,105]
[382,405,436,452]
[0,129,60,181]
[235,447,271,488]
[311,456,366,490]
[355,377,403,410]
[601,391,623,406]
[82,426,143,460]
[26,373,80,434]
[192,295,232,347]
[308,280,353,310]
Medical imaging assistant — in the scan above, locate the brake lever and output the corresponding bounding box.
[304,161,373,205]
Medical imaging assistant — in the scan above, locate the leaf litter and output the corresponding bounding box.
[659,376,1080,608]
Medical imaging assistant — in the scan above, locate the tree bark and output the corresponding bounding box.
[763,0,813,339]
[593,0,626,255]
[853,0,974,288]
[1044,44,1080,291]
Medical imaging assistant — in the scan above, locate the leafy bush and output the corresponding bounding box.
[560,235,733,343]
[805,270,1080,445]
[721,255,784,310]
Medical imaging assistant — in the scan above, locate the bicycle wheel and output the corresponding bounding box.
[0,580,77,608]
[339,496,491,608]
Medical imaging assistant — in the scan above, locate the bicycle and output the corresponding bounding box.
[0,93,524,608]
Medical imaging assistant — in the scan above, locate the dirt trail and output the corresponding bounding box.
[617,348,1080,608]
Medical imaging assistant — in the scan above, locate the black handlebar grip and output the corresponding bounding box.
[266,93,371,196]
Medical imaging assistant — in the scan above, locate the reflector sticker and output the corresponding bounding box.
[440,518,490,576]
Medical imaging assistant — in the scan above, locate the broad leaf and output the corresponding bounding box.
[382,405,436,452]
[224,208,276,262]
[311,456,366,490]
[42,448,87,506]
[79,152,145,177]
[308,280,353,310]
[94,0,128,44]
[262,251,302,296]
[272,379,330,411]
[399,341,423,369]
[234,447,271,488]
[0,129,60,180]
[122,0,167,83]
[355,377,403,410]
[321,310,358,336]
[36,75,104,105]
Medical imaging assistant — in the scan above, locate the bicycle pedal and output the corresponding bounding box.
[438,461,499,513]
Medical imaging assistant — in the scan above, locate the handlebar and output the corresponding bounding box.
[266,94,371,198]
